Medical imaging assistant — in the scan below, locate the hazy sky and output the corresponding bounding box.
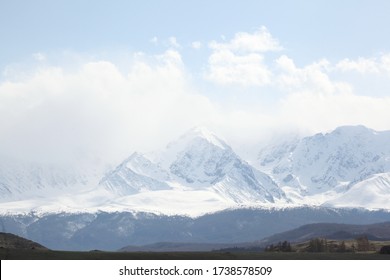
[1,0,390,163]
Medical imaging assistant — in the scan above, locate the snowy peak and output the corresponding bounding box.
[100,127,284,204]
[324,172,390,209]
[295,126,390,185]
[258,125,390,207]
[168,141,233,186]
[164,127,277,194]
[183,126,229,150]
[156,127,233,186]
[122,152,170,181]
[99,152,171,195]
[162,127,230,166]
[331,125,374,137]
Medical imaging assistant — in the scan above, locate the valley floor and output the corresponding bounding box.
[1,248,389,260]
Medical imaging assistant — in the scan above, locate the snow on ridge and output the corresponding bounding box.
[323,172,390,209]
[164,126,229,155]
[1,125,390,214]
[188,126,228,150]
[258,125,390,208]
[100,125,283,204]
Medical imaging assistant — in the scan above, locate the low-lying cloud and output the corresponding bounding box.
[1,28,390,166]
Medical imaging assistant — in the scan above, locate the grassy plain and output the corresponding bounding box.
[1,248,389,260]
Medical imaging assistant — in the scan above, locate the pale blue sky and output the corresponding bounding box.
[1,0,390,67]
[1,0,390,163]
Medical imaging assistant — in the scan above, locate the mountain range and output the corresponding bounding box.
[257,125,390,209]
[0,125,390,215]
[1,125,390,250]
[118,221,390,252]
[3,220,390,254]
[2,207,390,251]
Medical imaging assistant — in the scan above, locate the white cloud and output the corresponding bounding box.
[273,54,390,134]
[209,26,282,53]
[2,27,390,167]
[0,50,216,165]
[380,54,390,72]
[276,55,350,95]
[279,91,390,134]
[205,27,281,87]
[335,54,390,75]
[168,36,181,48]
[205,50,272,86]
[336,57,380,74]
[191,41,202,49]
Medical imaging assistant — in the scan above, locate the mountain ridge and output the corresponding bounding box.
[257,221,390,246]
[0,125,389,215]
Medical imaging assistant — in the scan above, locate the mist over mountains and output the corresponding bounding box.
[0,125,390,215]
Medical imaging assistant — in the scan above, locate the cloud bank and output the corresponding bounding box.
[1,28,390,165]
[0,50,215,164]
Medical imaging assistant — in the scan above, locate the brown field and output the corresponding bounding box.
[1,247,390,260]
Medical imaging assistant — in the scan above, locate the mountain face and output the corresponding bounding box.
[0,159,91,201]
[257,125,390,209]
[100,127,284,204]
[100,152,171,195]
[324,173,390,208]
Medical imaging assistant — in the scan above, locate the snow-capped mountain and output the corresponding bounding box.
[0,159,91,201]
[324,172,390,209]
[100,152,171,195]
[0,125,389,215]
[1,125,389,251]
[100,127,285,204]
[162,127,285,202]
[162,127,234,187]
[257,125,390,208]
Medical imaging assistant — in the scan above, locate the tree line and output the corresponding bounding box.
[265,235,383,253]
